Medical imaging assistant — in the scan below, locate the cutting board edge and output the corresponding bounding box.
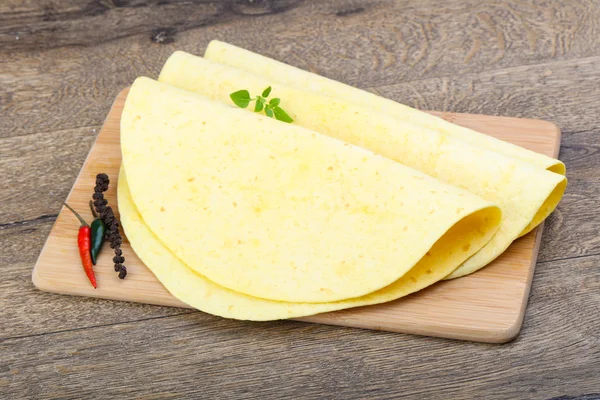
[31,264,524,344]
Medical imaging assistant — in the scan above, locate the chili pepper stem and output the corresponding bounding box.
[64,203,89,227]
[89,200,99,219]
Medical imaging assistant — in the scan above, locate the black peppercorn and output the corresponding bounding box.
[93,173,127,279]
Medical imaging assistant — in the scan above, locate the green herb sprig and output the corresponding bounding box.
[229,86,294,123]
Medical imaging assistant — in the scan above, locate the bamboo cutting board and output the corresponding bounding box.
[32,88,561,343]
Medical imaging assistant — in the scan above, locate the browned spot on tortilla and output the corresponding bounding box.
[160,207,165,212]
[188,177,195,182]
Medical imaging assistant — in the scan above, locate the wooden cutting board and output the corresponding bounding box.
[32,88,561,343]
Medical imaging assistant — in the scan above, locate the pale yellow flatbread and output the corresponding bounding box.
[120,77,501,304]
[205,40,565,175]
[119,166,499,320]
[157,52,566,278]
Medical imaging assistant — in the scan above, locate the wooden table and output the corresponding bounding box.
[1,1,599,399]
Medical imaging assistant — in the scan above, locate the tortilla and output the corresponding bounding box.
[204,40,566,175]
[120,77,501,304]
[157,53,566,278]
[119,166,499,320]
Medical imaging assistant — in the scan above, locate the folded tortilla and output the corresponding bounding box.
[119,166,499,320]
[157,53,566,278]
[204,40,566,175]
[120,77,500,306]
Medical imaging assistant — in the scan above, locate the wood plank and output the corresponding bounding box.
[3,1,600,139]
[0,222,192,340]
[539,128,600,262]
[0,126,98,225]
[31,88,561,343]
[372,55,600,135]
[4,254,600,399]
[0,0,291,51]
[3,0,599,78]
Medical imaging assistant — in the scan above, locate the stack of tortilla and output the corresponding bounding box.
[118,41,566,320]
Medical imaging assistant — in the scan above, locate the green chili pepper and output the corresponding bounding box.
[89,200,106,265]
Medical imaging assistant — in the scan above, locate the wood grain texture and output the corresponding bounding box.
[4,254,600,400]
[32,88,560,343]
[372,55,600,135]
[2,0,600,397]
[3,0,599,74]
[0,126,98,225]
[3,0,600,140]
[539,128,600,262]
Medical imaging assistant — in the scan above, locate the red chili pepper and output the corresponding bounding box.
[64,203,97,289]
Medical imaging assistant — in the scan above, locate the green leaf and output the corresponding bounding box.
[230,90,251,108]
[273,106,294,123]
[231,87,292,122]
[254,98,264,112]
